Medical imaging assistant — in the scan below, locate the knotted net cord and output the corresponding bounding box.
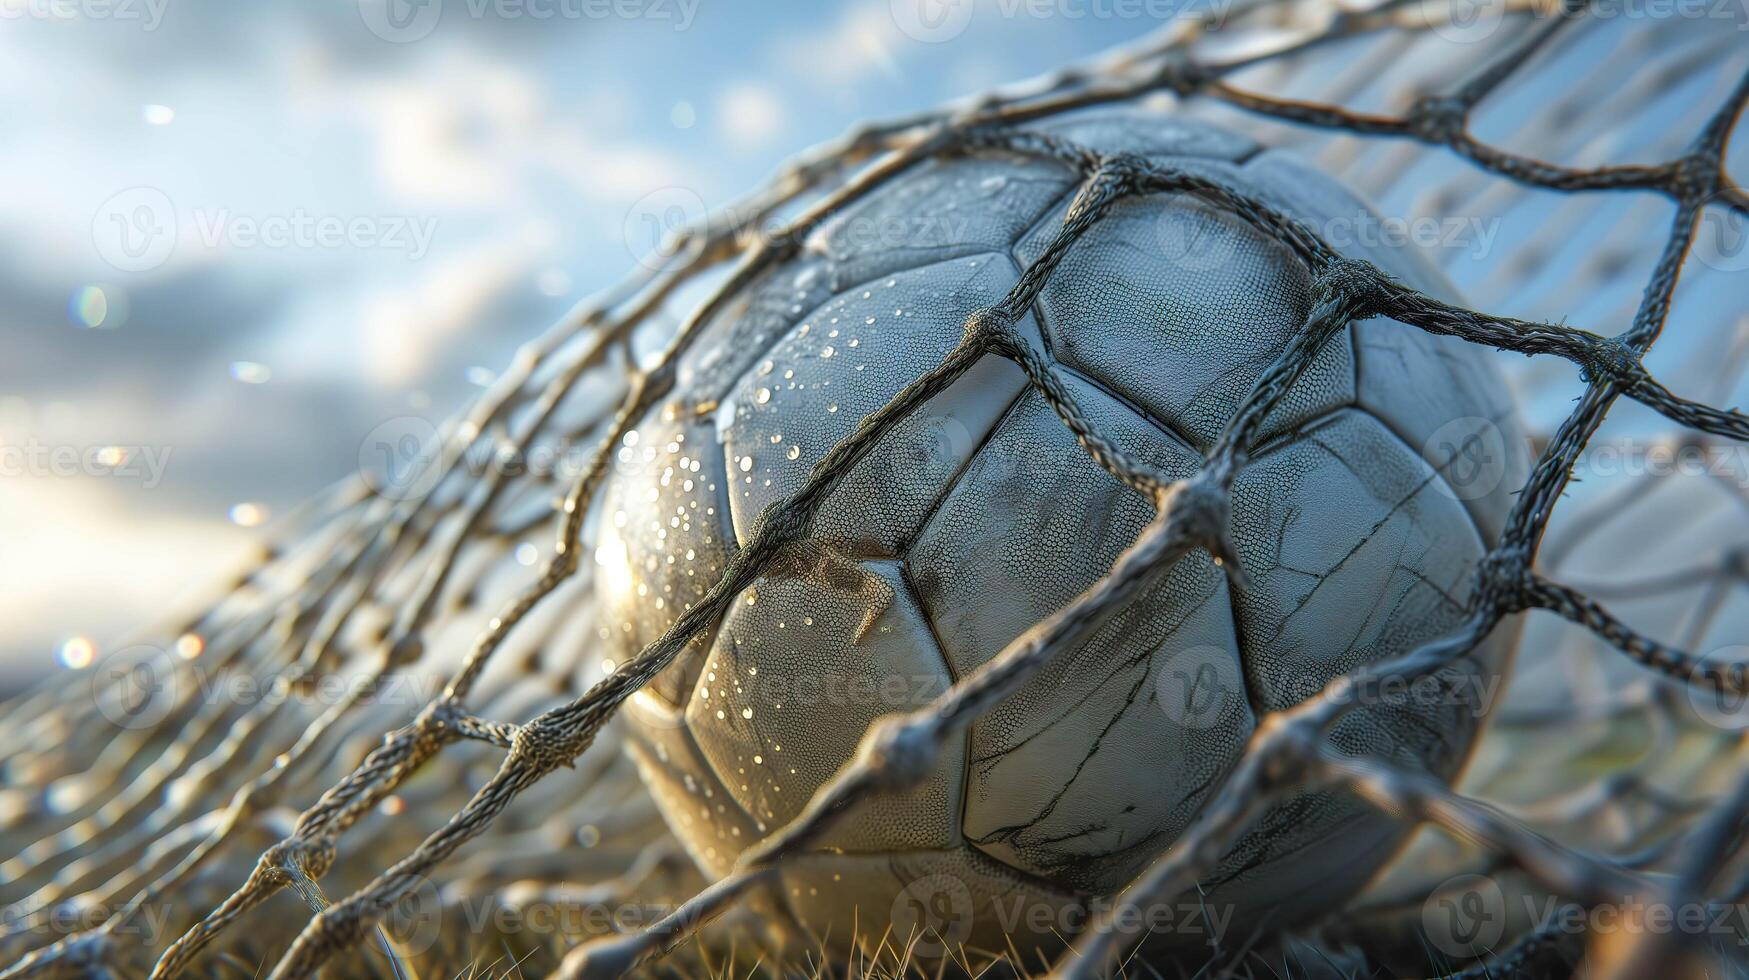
[3,1,1748,976]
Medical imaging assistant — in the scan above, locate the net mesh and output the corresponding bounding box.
[4,1,1749,976]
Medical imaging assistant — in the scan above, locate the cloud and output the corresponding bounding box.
[0,477,258,688]
[772,4,906,89]
[347,226,553,387]
[717,82,788,152]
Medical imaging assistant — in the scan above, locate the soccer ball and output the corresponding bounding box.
[592,107,1527,964]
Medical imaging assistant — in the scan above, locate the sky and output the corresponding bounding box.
[3,2,1744,691]
[0,0,1203,689]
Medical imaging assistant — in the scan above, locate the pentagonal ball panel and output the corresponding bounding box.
[910,377,1253,893]
[721,254,1034,557]
[595,412,735,705]
[685,562,963,853]
[1014,175,1353,451]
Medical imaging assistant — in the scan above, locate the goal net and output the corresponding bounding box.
[3,1,1747,977]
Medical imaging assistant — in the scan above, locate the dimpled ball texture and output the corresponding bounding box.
[592,108,1528,964]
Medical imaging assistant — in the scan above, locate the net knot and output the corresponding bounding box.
[751,498,811,545]
[1252,712,1320,788]
[963,307,1018,354]
[1475,549,1535,614]
[1723,546,1748,578]
[1151,54,1212,98]
[508,718,582,773]
[1672,151,1723,203]
[1158,470,1247,588]
[1159,473,1227,539]
[1098,152,1151,181]
[1579,338,1645,387]
[855,713,939,791]
[1407,95,1468,144]
[415,698,470,737]
[384,632,425,670]
[263,836,337,883]
[1314,258,1389,308]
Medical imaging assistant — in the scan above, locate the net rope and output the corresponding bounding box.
[3,0,1748,976]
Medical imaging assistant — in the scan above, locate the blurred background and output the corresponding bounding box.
[0,0,1212,692]
[4,4,1749,975]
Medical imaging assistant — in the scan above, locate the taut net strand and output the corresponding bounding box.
[4,0,1749,976]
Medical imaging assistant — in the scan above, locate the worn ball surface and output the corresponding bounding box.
[593,108,1527,961]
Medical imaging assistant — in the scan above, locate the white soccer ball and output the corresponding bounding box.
[593,108,1527,965]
